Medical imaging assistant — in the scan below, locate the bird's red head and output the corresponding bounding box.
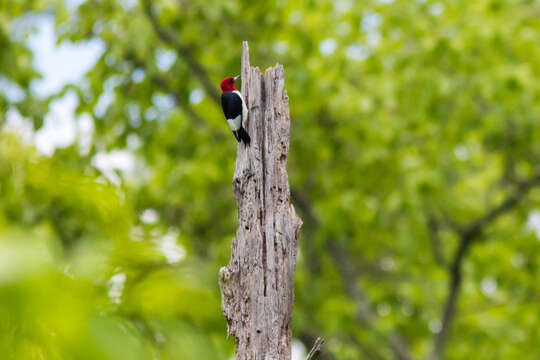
[220,75,240,93]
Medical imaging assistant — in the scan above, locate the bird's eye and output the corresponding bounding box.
[229,78,234,83]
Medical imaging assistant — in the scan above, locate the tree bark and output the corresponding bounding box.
[219,42,302,360]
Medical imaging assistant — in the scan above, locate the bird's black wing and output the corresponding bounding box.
[221,92,243,121]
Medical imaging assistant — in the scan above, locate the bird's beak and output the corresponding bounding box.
[234,75,241,81]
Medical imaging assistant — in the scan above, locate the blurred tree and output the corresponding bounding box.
[0,0,539,359]
[0,0,48,129]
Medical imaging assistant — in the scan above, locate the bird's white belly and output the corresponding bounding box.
[227,115,241,131]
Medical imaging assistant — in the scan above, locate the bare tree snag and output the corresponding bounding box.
[219,41,302,360]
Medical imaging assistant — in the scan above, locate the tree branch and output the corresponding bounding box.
[140,0,220,104]
[328,243,413,360]
[425,212,448,268]
[125,52,223,138]
[298,333,337,360]
[305,337,325,360]
[150,72,206,123]
[292,186,413,360]
[429,168,540,360]
[460,168,540,239]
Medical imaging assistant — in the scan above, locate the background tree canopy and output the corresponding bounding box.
[1,0,539,359]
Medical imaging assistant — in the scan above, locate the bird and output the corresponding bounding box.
[220,75,251,145]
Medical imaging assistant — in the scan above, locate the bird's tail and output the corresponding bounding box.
[237,127,251,145]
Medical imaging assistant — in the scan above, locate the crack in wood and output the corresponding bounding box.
[260,76,268,298]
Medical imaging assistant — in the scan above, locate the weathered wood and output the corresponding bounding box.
[219,42,302,360]
[305,337,325,360]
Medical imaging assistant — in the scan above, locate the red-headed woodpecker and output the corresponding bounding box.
[220,75,251,145]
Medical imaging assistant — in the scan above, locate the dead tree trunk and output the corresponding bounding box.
[219,42,302,360]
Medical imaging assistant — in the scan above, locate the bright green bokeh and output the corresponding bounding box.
[0,0,539,358]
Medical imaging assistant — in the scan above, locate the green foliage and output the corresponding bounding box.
[1,0,540,359]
